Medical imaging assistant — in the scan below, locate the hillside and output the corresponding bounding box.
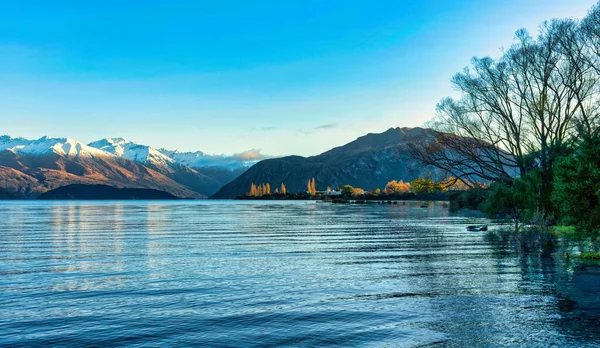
[0,135,265,199]
[211,127,443,199]
[0,136,204,199]
[88,138,222,196]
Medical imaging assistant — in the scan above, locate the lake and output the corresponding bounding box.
[1,201,599,347]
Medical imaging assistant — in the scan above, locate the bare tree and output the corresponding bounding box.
[411,17,600,215]
[411,53,529,185]
[581,2,600,75]
[578,3,600,133]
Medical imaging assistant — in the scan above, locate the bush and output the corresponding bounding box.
[449,187,488,211]
[383,180,411,195]
[480,177,537,232]
[410,178,442,194]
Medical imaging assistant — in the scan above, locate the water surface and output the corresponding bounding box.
[1,201,599,347]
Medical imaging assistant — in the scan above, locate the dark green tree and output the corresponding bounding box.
[410,178,442,195]
[341,185,355,196]
[552,129,600,249]
[481,177,537,232]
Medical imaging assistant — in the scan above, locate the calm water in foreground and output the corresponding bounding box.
[1,201,599,347]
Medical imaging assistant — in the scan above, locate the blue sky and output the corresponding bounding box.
[0,0,597,156]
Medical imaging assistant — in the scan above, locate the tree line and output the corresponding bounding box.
[341,177,473,197]
[245,176,470,199]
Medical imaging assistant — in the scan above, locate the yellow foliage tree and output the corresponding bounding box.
[384,180,411,195]
[249,183,275,197]
[307,178,317,195]
[351,188,365,196]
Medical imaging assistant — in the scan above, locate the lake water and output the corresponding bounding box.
[1,201,599,347]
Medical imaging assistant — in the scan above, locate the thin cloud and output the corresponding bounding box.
[254,123,340,133]
[296,122,342,134]
[230,149,270,161]
[251,126,280,132]
[314,123,339,130]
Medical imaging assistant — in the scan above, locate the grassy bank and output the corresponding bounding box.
[552,226,577,238]
[579,252,600,260]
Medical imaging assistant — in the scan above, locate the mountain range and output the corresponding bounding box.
[0,136,262,199]
[211,127,445,199]
[0,127,460,200]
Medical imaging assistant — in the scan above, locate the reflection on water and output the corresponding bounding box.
[0,200,599,347]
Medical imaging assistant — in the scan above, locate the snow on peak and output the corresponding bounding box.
[1,134,269,170]
[94,141,266,170]
[158,149,205,165]
[0,135,109,158]
[157,148,266,170]
[158,149,205,158]
[88,138,174,167]
[88,138,127,148]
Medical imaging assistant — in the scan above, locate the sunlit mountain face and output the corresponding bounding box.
[0,135,266,198]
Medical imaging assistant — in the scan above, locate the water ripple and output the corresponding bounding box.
[0,200,599,347]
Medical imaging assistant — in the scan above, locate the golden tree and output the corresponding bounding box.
[384,180,411,195]
[351,187,365,196]
[307,177,317,195]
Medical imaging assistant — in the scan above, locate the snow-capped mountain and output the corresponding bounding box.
[0,135,107,158]
[158,149,264,170]
[0,135,206,199]
[88,138,265,171]
[87,138,259,196]
[0,134,267,199]
[88,138,175,170]
[88,138,225,196]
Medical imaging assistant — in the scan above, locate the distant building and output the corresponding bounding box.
[318,189,342,196]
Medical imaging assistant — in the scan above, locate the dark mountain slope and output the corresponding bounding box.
[211,127,442,199]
